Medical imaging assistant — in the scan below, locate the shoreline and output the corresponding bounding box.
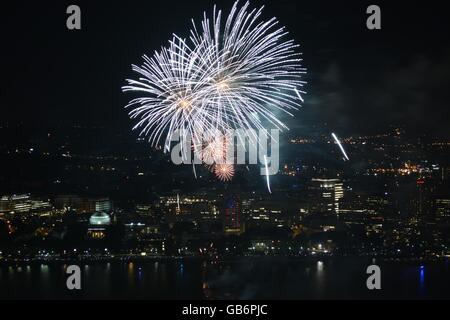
[1,255,447,267]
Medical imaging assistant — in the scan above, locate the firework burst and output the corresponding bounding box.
[123,36,216,150]
[122,1,306,154]
[189,1,306,132]
[214,163,235,181]
[200,132,232,165]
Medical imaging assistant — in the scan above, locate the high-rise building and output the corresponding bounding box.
[309,179,344,214]
[93,198,112,212]
[415,179,434,219]
[223,195,243,234]
[435,198,450,221]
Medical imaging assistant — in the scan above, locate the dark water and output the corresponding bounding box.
[1,258,449,299]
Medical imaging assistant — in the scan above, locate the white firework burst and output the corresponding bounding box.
[122,1,306,156]
[189,1,306,132]
[200,132,232,165]
[123,36,215,150]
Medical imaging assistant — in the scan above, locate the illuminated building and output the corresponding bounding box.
[55,195,112,213]
[246,203,288,229]
[159,194,211,215]
[89,212,111,225]
[136,204,152,215]
[87,212,111,239]
[123,220,146,240]
[93,198,112,212]
[415,179,434,219]
[0,194,31,213]
[0,194,52,214]
[54,194,83,210]
[223,195,243,234]
[435,198,450,220]
[199,204,219,221]
[0,197,9,214]
[310,179,344,214]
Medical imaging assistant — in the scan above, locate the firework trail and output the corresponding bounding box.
[122,1,306,154]
[263,155,272,193]
[331,132,349,161]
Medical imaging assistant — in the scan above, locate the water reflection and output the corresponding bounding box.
[315,260,325,296]
[419,265,425,295]
[127,261,135,288]
[1,259,449,299]
[317,261,324,272]
[179,262,184,276]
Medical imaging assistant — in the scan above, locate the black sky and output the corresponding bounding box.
[1,0,449,137]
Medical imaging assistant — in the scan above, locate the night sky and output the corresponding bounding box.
[1,0,449,137]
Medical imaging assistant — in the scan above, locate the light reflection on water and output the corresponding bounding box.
[418,265,426,297]
[0,258,449,299]
[419,266,425,284]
